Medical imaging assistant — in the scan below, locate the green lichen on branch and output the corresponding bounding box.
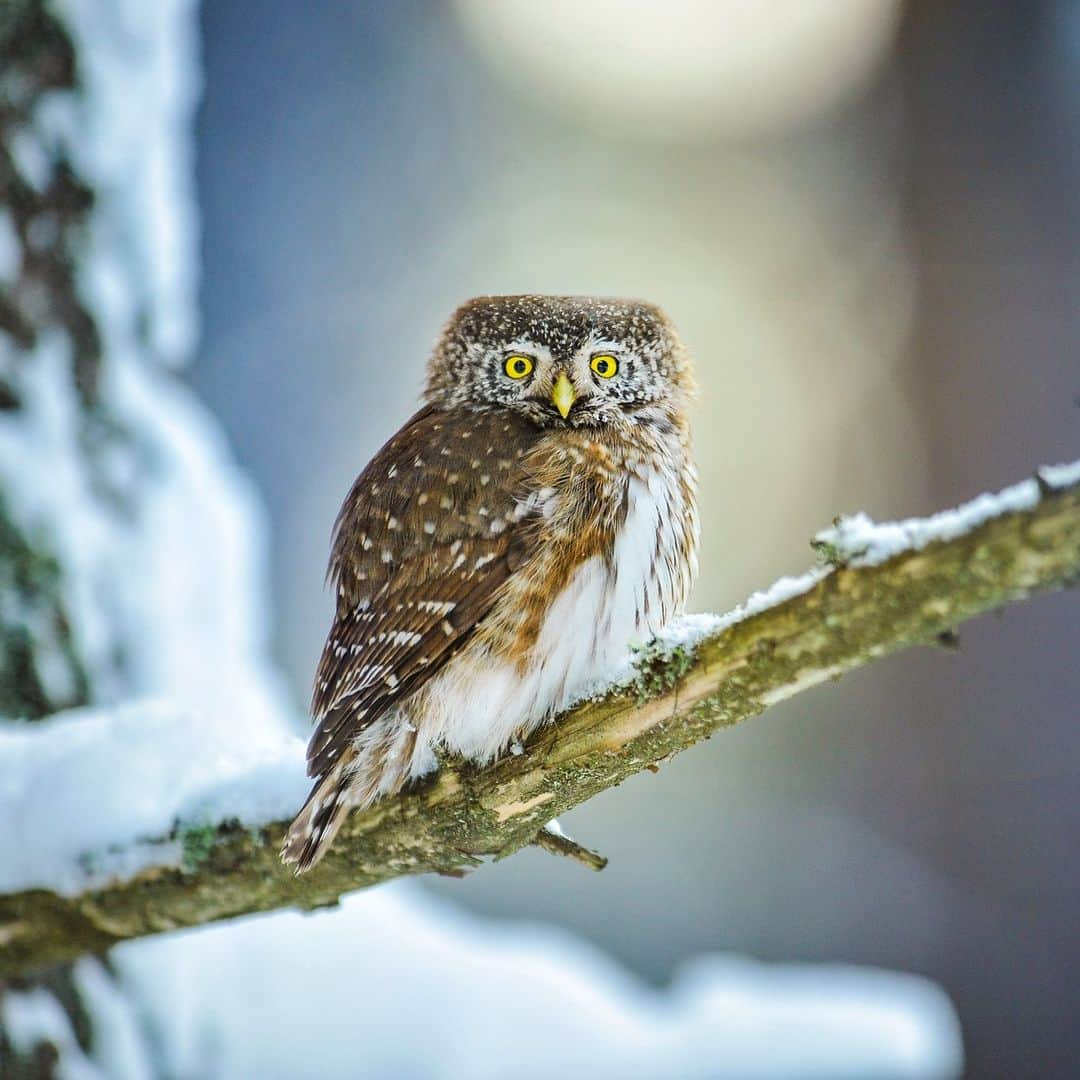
[1,472,1078,978]
[630,639,695,703]
[178,822,221,874]
[810,518,868,569]
[174,818,256,875]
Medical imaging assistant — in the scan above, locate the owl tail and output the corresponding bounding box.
[280,752,357,874]
[281,717,420,873]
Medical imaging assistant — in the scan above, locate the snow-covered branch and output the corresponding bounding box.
[3,461,1077,978]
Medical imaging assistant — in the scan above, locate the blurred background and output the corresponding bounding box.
[190,2,1077,1076]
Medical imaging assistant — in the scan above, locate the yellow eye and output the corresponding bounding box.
[504,355,534,380]
[590,353,618,379]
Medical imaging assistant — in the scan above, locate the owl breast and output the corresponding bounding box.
[412,457,697,770]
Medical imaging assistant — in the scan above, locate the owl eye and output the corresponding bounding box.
[504,355,534,380]
[590,354,619,379]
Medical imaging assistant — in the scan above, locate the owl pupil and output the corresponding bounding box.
[514,360,525,374]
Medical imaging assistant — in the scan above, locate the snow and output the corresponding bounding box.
[573,572,828,704]
[814,461,1080,568]
[664,569,830,644]
[0,342,289,708]
[0,986,99,1080]
[0,0,225,709]
[0,0,300,898]
[544,817,568,838]
[94,885,961,1080]
[661,460,1080,657]
[55,0,202,365]
[0,329,305,896]
[0,0,966,1075]
[2,886,964,1078]
[70,960,156,1080]
[576,458,1080,704]
[1038,460,1080,489]
[0,701,305,895]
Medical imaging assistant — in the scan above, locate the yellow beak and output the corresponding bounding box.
[551,373,576,419]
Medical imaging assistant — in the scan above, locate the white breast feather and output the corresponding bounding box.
[413,463,691,771]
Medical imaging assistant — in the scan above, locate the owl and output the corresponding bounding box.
[282,295,698,872]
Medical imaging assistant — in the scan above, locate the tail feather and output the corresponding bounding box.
[281,755,355,874]
[281,718,421,873]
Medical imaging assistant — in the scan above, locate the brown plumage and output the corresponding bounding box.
[282,295,698,872]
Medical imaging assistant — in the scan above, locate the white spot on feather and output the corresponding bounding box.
[418,600,455,615]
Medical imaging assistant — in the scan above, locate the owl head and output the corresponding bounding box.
[424,295,694,429]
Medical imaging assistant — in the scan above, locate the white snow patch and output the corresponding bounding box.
[4,885,964,1076]
[573,459,1079,707]
[570,573,825,707]
[70,959,155,1080]
[1037,459,1080,490]
[97,884,962,1080]
[55,0,202,364]
[672,569,830,644]
[0,701,305,895]
[815,461,1080,568]
[0,335,305,897]
[0,986,99,1080]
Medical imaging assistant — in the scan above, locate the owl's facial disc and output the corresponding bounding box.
[425,296,692,429]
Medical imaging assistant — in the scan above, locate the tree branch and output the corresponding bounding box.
[2,465,1078,976]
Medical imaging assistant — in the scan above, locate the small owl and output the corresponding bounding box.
[282,295,698,872]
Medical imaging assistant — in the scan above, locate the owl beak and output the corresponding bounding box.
[551,373,577,419]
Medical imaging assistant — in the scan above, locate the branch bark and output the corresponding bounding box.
[2,467,1078,977]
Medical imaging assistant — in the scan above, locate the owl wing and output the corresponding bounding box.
[306,405,542,779]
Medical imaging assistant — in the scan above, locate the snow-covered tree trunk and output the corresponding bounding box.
[0,0,97,722]
[1,1,202,1073]
[1,2,109,1071]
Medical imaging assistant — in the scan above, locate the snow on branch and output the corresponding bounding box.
[2,461,1078,977]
